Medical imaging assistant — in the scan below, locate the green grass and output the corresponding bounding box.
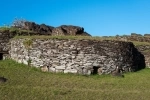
[0,59,150,100]
[13,36,150,48]
[1,27,150,46]
[143,49,150,53]
[13,35,111,40]
[131,41,150,46]
[0,27,35,34]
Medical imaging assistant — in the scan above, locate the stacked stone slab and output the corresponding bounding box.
[10,39,145,75]
[22,22,91,36]
[0,21,90,59]
[0,30,149,69]
[0,32,11,53]
[136,45,150,68]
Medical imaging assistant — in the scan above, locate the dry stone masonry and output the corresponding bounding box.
[0,32,13,59]
[0,22,149,74]
[0,22,90,60]
[0,32,11,53]
[136,45,150,68]
[10,38,145,75]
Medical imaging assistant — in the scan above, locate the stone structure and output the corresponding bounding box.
[51,25,90,36]
[0,32,12,60]
[136,45,150,68]
[19,21,91,36]
[115,35,150,42]
[0,32,11,53]
[10,38,145,75]
[0,22,149,74]
[0,21,90,58]
[114,35,150,67]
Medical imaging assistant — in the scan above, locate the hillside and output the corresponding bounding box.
[0,21,150,99]
[0,59,150,100]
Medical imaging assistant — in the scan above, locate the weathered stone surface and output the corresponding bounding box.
[41,66,49,72]
[0,77,7,83]
[52,25,90,36]
[19,21,90,36]
[0,22,91,56]
[10,39,145,75]
[135,45,150,68]
[109,35,150,68]
[0,32,11,53]
[23,22,54,35]
[0,23,149,72]
[115,35,150,42]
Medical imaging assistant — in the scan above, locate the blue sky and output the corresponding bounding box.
[1,0,150,36]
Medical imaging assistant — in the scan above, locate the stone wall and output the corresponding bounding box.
[115,36,150,67]
[16,21,91,36]
[136,45,150,67]
[0,31,149,69]
[0,32,12,53]
[10,39,145,75]
[115,35,150,42]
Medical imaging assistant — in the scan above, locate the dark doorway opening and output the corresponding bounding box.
[0,53,3,60]
[92,66,100,75]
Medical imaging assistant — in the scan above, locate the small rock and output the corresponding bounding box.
[41,66,49,72]
[0,77,7,83]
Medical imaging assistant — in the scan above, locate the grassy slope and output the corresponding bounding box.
[0,60,150,100]
[0,27,35,34]
[1,27,149,46]
[13,35,150,45]
[1,28,150,99]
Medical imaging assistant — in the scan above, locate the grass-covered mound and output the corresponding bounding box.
[13,35,150,46]
[0,59,150,100]
[0,27,35,34]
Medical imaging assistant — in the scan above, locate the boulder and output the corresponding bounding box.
[52,25,91,36]
[23,21,54,35]
[15,21,91,36]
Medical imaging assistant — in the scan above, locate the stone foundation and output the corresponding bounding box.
[10,38,145,75]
